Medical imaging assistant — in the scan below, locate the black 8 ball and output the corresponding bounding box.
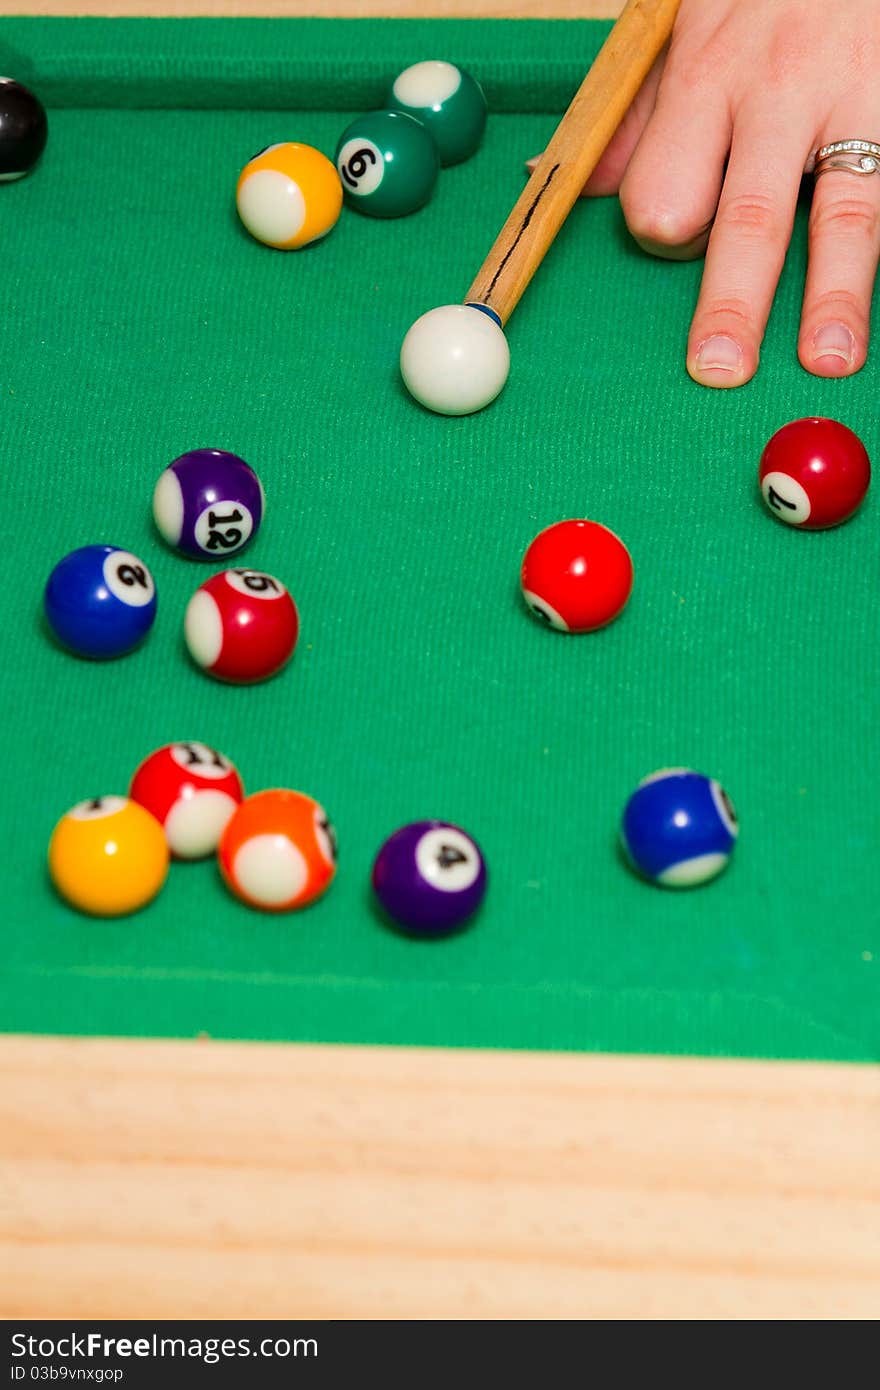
[0,78,48,181]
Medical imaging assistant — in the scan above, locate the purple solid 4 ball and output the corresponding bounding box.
[371,820,487,936]
[152,448,265,559]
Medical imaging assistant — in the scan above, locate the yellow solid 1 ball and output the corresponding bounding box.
[48,795,170,917]
[236,142,343,249]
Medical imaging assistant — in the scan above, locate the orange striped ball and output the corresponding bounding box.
[219,789,337,911]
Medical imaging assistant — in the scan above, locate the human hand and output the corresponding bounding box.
[534,0,880,387]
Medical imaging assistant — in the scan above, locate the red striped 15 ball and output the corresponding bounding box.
[183,569,299,683]
[129,742,245,859]
[758,417,870,529]
[521,519,633,633]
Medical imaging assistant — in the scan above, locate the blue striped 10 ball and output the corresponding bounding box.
[621,769,739,887]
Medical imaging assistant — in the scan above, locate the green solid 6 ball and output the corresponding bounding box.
[386,60,487,167]
[335,110,439,218]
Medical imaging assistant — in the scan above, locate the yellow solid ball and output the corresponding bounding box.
[236,142,343,249]
[48,796,170,917]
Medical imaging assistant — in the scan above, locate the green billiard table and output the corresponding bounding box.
[2,14,877,1064]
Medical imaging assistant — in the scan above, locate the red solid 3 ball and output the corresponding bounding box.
[129,741,245,859]
[184,568,299,683]
[521,519,633,633]
[759,417,870,530]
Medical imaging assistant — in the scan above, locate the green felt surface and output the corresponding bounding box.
[1,17,877,1060]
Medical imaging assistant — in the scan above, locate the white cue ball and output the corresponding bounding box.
[400,304,510,416]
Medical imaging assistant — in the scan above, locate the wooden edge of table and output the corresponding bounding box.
[2,1033,878,1319]
[0,1,624,17]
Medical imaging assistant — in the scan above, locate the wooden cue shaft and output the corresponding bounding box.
[465,0,681,325]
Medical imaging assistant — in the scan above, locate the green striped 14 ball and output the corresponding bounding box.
[386,60,487,166]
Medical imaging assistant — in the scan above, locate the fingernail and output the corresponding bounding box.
[694,335,743,373]
[812,321,854,365]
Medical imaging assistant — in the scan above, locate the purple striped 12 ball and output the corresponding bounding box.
[371,820,487,936]
[152,449,264,559]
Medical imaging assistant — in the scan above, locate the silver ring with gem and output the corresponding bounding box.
[808,139,880,177]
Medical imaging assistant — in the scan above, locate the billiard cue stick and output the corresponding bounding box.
[465,0,681,326]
